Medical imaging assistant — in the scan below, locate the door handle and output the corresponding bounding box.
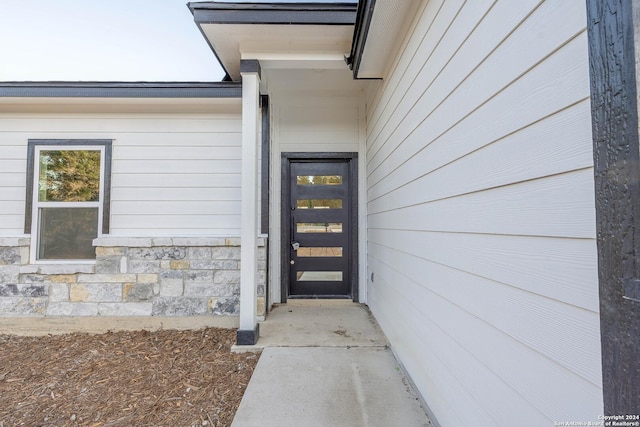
[291,241,300,251]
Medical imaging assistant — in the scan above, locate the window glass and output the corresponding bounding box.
[38,150,101,202]
[38,208,98,260]
[296,199,342,209]
[297,247,343,257]
[296,271,343,281]
[296,223,342,233]
[296,175,342,185]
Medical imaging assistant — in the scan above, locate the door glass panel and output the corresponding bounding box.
[296,271,343,281]
[38,207,98,260]
[39,150,101,202]
[297,247,343,257]
[297,199,342,209]
[289,160,351,296]
[296,223,342,233]
[296,175,342,185]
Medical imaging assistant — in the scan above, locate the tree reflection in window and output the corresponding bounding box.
[36,149,101,260]
[296,175,342,186]
[38,150,100,202]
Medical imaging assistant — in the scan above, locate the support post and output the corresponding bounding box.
[237,60,261,345]
[587,0,640,413]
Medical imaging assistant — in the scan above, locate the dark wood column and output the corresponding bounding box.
[587,0,640,414]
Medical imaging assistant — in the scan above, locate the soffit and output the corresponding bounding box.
[189,2,358,81]
[351,0,420,79]
[200,23,354,81]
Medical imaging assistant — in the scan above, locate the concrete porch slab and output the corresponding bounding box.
[231,302,434,427]
[232,301,388,351]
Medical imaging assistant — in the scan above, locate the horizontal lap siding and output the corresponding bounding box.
[0,113,242,236]
[0,142,25,232]
[365,0,602,425]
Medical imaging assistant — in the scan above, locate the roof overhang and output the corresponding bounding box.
[188,2,358,81]
[348,0,420,79]
[0,82,242,113]
[0,81,242,98]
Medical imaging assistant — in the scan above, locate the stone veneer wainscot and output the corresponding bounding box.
[0,237,266,318]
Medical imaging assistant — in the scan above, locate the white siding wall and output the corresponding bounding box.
[0,132,25,234]
[365,0,602,425]
[278,91,361,153]
[0,112,242,237]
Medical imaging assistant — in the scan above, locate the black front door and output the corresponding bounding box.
[285,159,354,298]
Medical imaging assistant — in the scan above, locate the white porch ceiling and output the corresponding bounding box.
[200,24,355,81]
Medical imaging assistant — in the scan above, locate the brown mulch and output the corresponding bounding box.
[0,328,260,427]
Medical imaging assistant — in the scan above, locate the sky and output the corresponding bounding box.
[0,0,357,83]
[0,0,226,82]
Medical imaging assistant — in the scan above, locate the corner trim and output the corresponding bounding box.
[260,95,270,235]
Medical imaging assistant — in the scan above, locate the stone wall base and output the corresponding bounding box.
[0,236,266,319]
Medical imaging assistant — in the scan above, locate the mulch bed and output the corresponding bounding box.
[0,328,259,427]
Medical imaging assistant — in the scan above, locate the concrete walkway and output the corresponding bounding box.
[231,301,433,427]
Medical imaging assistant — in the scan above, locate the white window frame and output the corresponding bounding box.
[29,144,107,264]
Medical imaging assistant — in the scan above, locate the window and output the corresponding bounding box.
[25,140,112,262]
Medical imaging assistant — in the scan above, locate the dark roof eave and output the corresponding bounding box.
[0,81,243,98]
[188,2,358,25]
[347,0,376,79]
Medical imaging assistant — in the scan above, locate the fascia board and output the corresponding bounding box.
[0,82,242,98]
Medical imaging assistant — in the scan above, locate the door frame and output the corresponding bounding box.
[280,152,358,302]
